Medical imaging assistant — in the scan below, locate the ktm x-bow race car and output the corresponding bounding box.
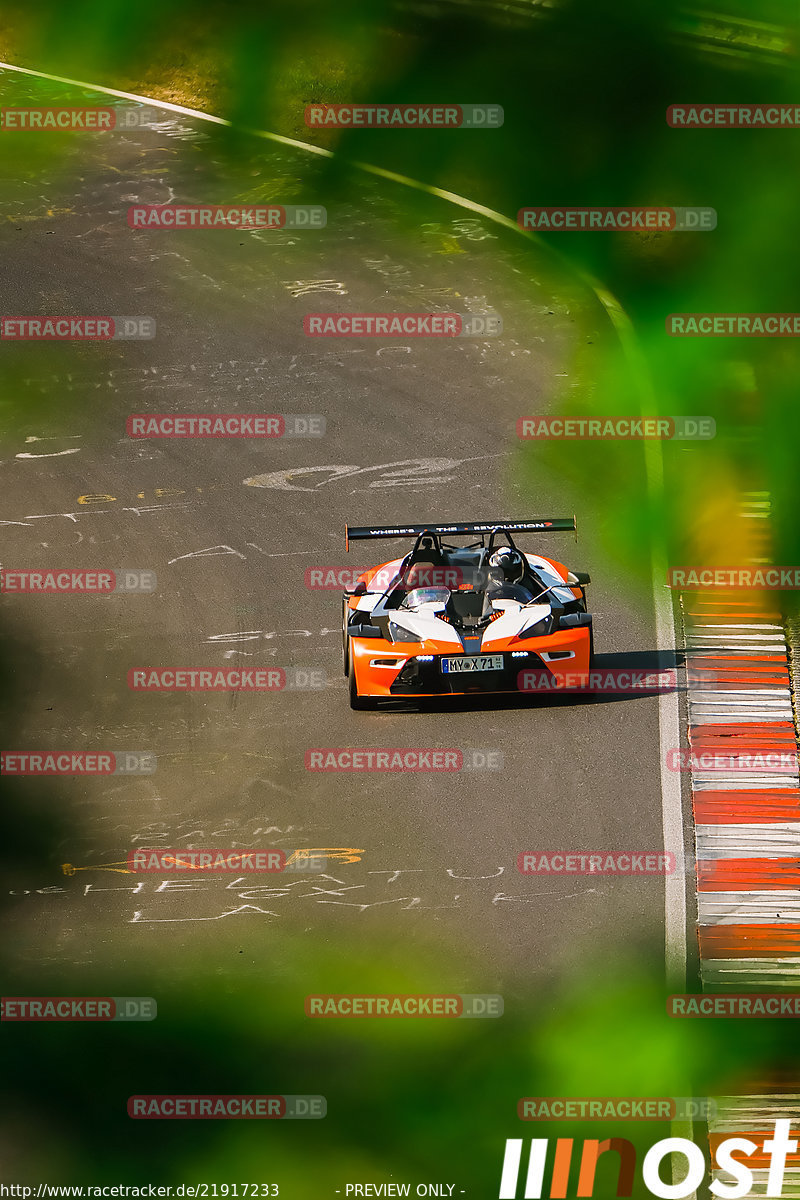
[342,520,593,709]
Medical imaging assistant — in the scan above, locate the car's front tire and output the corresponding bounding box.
[342,597,350,677]
[348,642,377,710]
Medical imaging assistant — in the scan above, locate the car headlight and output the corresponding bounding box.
[388,621,423,644]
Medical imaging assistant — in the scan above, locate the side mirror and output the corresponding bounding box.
[353,581,367,596]
[566,571,591,586]
[559,612,592,629]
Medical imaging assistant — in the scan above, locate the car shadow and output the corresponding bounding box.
[372,649,685,714]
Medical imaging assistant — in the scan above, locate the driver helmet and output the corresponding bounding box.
[488,546,526,584]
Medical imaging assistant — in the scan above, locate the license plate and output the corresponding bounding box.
[441,654,503,674]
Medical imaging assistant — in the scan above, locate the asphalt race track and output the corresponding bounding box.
[0,69,689,1007]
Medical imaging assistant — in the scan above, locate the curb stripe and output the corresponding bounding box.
[699,857,800,887]
[694,794,800,823]
[681,498,800,1185]
[700,925,800,957]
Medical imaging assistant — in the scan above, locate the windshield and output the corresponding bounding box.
[400,587,451,609]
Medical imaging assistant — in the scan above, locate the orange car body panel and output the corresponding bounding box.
[347,555,590,699]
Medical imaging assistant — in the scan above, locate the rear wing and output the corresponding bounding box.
[345,518,577,551]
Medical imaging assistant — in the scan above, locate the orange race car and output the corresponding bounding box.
[342,520,593,709]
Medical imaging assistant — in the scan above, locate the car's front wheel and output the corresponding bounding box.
[342,597,350,677]
[348,642,377,710]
